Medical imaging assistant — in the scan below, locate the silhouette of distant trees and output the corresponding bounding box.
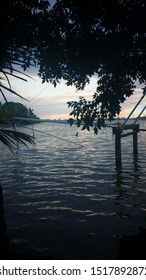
[0,102,38,123]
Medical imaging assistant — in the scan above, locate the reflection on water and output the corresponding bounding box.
[0,121,146,259]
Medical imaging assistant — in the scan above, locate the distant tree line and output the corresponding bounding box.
[0,102,39,123]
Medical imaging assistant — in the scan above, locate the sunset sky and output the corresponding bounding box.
[0,68,146,120]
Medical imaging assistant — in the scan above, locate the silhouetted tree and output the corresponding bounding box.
[1,0,146,134]
[1,102,38,121]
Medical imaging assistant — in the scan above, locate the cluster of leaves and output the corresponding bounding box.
[0,129,35,153]
[1,0,50,70]
[67,75,135,133]
[1,0,146,137]
[36,0,146,132]
[0,1,50,150]
[68,97,105,134]
[0,0,50,104]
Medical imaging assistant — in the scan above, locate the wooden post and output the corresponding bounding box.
[133,124,139,157]
[113,127,122,167]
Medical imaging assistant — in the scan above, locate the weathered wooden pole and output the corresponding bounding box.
[113,126,122,167]
[133,124,139,157]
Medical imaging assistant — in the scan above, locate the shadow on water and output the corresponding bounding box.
[115,156,146,259]
[119,224,146,259]
[0,184,12,259]
[115,154,140,194]
[0,184,54,260]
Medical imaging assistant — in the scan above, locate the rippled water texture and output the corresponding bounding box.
[0,120,146,259]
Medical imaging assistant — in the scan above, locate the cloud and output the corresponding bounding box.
[120,87,145,118]
[1,68,145,120]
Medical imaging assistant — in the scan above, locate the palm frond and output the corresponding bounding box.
[0,67,36,152]
[1,67,35,80]
[1,70,28,82]
[1,71,12,89]
[0,66,34,102]
[0,129,35,153]
[0,88,8,103]
[0,84,29,101]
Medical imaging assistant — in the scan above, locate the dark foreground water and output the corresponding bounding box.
[0,121,146,259]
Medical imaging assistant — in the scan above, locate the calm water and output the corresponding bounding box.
[0,121,146,259]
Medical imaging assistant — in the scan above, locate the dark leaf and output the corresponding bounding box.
[0,85,29,101]
[0,129,35,153]
[67,118,74,126]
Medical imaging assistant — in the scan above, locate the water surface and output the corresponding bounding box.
[0,121,146,259]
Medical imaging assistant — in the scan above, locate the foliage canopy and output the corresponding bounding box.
[1,0,146,133]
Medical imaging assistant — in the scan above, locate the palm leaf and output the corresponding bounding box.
[0,129,35,153]
[0,67,36,152]
[0,66,34,102]
[0,84,29,101]
[0,88,8,103]
[1,67,35,81]
[1,70,28,82]
[1,71,12,89]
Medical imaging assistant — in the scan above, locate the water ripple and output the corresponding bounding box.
[1,121,146,259]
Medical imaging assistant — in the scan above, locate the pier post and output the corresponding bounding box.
[133,124,139,157]
[113,127,122,167]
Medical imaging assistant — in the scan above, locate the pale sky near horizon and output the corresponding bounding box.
[0,69,146,120]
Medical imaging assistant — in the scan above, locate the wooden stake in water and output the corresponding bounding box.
[113,126,122,167]
[133,124,139,157]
